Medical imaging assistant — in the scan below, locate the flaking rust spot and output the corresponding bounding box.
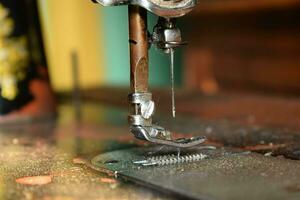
[72,157,86,164]
[100,177,117,184]
[16,175,52,185]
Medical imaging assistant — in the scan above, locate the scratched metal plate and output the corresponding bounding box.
[91,146,300,200]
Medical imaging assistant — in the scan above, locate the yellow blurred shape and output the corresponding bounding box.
[38,0,104,91]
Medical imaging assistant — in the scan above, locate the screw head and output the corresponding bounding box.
[140,100,155,119]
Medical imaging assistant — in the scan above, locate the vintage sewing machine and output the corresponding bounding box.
[92,0,205,148]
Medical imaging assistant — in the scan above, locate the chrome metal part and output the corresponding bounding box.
[129,92,152,104]
[130,125,206,148]
[128,92,154,126]
[128,92,206,147]
[170,48,175,118]
[129,93,154,119]
[92,0,198,18]
[150,17,186,53]
[140,100,155,119]
[128,115,152,126]
[133,153,208,166]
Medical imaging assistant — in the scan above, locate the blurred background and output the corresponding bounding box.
[38,0,182,92]
[37,0,300,97]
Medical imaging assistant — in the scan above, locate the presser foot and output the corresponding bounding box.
[130,125,206,148]
[128,92,206,148]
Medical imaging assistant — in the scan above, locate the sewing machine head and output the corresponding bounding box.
[92,0,207,148]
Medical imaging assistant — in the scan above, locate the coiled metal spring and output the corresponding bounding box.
[133,153,208,166]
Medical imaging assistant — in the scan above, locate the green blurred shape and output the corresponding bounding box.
[99,7,182,87]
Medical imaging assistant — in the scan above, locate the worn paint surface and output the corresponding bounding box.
[0,102,171,200]
[91,146,300,200]
[1,91,300,199]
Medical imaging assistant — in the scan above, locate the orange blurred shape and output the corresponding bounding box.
[16,175,52,185]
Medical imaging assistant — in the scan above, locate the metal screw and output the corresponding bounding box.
[140,100,155,119]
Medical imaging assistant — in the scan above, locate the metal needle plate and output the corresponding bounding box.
[90,146,300,200]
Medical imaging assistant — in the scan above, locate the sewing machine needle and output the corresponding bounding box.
[170,48,176,118]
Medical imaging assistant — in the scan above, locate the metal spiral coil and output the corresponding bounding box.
[133,153,208,166]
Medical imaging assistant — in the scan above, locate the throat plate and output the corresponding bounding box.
[89,146,300,200]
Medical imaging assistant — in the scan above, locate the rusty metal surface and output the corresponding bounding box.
[91,146,300,200]
[129,6,149,93]
[1,91,300,199]
[0,102,172,200]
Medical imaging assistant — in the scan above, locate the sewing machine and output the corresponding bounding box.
[93,0,206,148]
